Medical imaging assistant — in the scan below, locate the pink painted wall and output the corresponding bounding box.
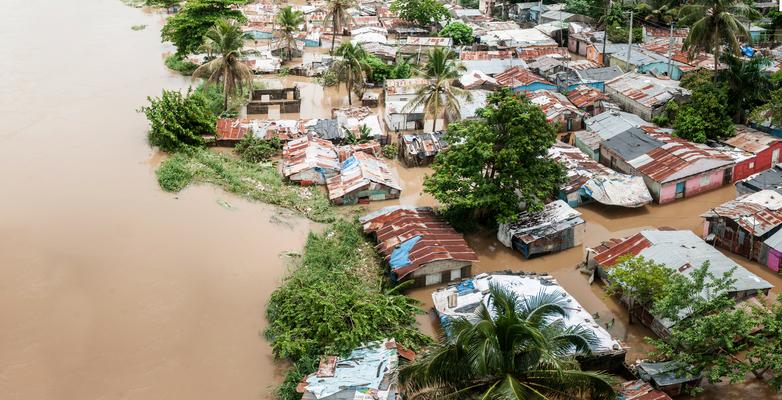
[768,248,782,272]
[659,169,725,204]
[659,184,677,203]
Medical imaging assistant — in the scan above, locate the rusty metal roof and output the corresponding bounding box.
[401,131,447,158]
[549,142,614,192]
[360,207,478,279]
[516,46,569,60]
[326,152,400,200]
[216,118,251,141]
[701,190,782,236]
[567,85,608,109]
[495,66,552,88]
[722,125,781,155]
[282,135,340,178]
[460,50,516,60]
[605,72,688,109]
[525,89,583,122]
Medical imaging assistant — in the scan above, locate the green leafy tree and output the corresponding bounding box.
[390,0,450,28]
[275,6,305,61]
[439,22,474,45]
[399,284,617,400]
[146,0,180,9]
[332,42,371,105]
[717,54,772,122]
[324,0,355,54]
[605,255,678,323]
[193,19,253,112]
[673,82,734,142]
[235,134,281,162]
[140,89,216,152]
[750,87,782,127]
[404,47,470,132]
[389,56,413,79]
[161,0,247,56]
[424,89,565,224]
[363,54,391,84]
[679,0,760,75]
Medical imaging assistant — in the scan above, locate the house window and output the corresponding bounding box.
[700,175,711,187]
[425,273,442,286]
[749,162,755,169]
[450,268,461,281]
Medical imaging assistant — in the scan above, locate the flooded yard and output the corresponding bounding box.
[2,1,782,399]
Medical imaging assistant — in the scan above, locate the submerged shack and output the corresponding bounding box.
[432,272,627,371]
[326,152,401,205]
[297,338,413,400]
[282,135,340,185]
[548,142,652,208]
[398,131,448,167]
[498,200,586,258]
[361,207,478,287]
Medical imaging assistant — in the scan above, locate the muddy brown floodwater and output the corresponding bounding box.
[2,2,782,399]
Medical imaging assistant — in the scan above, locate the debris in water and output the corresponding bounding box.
[131,24,147,31]
[217,199,233,209]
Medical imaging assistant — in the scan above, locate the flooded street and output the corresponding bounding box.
[2,1,782,399]
[0,2,314,399]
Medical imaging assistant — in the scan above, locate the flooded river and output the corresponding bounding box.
[2,1,781,399]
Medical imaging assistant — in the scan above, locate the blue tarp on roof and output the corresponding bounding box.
[389,235,422,270]
[341,156,357,170]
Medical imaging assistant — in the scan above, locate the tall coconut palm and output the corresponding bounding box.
[679,0,760,75]
[400,284,616,400]
[404,47,470,132]
[193,19,253,112]
[332,42,371,105]
[275,6,304,62]
[325,0,355,54]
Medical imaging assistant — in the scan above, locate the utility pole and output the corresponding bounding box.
[625,10,633,72]
[601,0,610,67]
[666,23,674,77]
[537,0,542,24]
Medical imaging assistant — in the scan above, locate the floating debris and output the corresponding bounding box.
[131,24,147,31]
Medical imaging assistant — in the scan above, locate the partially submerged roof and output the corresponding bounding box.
[637,361,701,388]
[701,190,782,237]
[431,273,624,354]
[620,380,672,400]
[326,152,401,200]
[360,207,478,279]
[498,200,584,247]
[590,229,773,327]
[549,142,652,207]
[400,131,447,158]
[282,135,340,178]
[300,339,410,400]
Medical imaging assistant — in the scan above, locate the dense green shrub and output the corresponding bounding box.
[164,54,199,75]
[140,89,215,152]
[156,153,194,192]
[439,22,474,45]
[235,134,281,163]
[382,143,398,159]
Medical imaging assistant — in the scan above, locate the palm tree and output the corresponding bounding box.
[332,42,371,105]
[679,0,760,75]
[325,0,355,54]
[275,6,304,62]
[718,54,771,123]
[400,284,616,400]
[404,47,470,132]
[193,19,253,112]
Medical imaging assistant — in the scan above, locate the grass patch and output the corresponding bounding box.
[120,0,147,7]
[164,54,198,76]
[265,219,431,400]
[156,149,336,222]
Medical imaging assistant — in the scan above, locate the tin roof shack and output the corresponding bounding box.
[619,380,673,400]
[247,86,302,114]
[460,50,528,76]
[599,126,735,204]
[383,78,428,131]
[736,165,782,196]
[480,28,558,49]
[361,207,478,287]
[398,131,447,167]
[333,107,387,144]
[720,125,782,182]
[495,66,557,93]
[574,110,648,160]
[604,72,690,122]
[567,85,612,116]
[214,118,311,145]
[398,37,453,62]
[525,89,585,132]
[431,272,626,371]
[298,339,411,400]
[327,152,401,205]
[549,142,652,208]
[498,200,586,258]
[635,361,702,398]
[282,136,341,185]
[588,229,773,337]
[701,190,782,263]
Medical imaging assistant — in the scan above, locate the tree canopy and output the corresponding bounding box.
[424,89,565,225]
[439,22,475,45]
[161,0,247,56]
[140,88,215,152]
[399,284,617,400]
[390,0,450,27]
[673,81,734,143]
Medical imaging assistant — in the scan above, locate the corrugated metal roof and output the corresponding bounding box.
[516,46,569,60]
[495,66,552,88]
[605,72,689,109]
[701,190,782,236]
[567,85,608,109]
[326,152,401,200]
[360,207,478,279]
[282,135,340,178]
[401,131,448,158]
[525,89,583,121]
[500,200,584,245]
[722,125,781,155]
